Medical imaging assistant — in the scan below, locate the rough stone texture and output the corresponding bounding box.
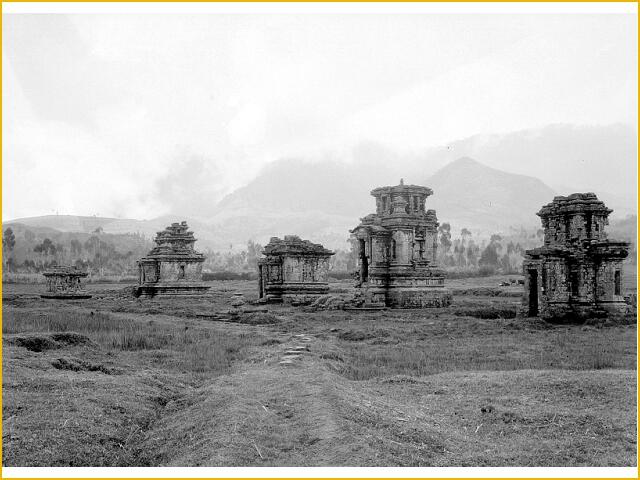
[522,193,630,321]
[135,221,210,297]
[41,265,92,299]
[257,235,334,304]
[350,180,452,308]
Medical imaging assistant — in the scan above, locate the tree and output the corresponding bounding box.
[24,229,35,243]
[34,238,56,268]
[453,239,466,267]
[466,240,480,267]
[70,239,83,257]
[438,223,452,264]
[479,242,499,267]
[246,240,263,270]
[3,228,16,271]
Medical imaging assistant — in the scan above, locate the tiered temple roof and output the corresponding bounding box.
[144,221,204,259]
[262,235,334,257]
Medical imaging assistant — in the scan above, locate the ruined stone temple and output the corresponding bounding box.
[522,193,630,320]
[257,235,334,303]
[41,265,92,299]
[350,180,452,308]
[135,221,210,297]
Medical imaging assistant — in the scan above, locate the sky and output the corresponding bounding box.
[3,11,637,221]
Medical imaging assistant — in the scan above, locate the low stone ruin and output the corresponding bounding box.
[135,221,210,297]
[522,193,630,321]
[350,180,452,308]
[41,265,92,299]
[257,235,334,304]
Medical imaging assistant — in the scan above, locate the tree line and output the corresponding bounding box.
[2,223,543,279]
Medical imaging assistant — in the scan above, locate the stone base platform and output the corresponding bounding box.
[386,288,452,308]
[534,300,633,322]
[134,283,211,298]
[40,293,93,299]
[361,284,452,309]
[261,283,330,304]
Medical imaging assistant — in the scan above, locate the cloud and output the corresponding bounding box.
[3,13,636,221]
[153,149,225,218]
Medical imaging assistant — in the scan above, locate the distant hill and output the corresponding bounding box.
[208,156,560,246]
[5,215,121,233]
[426,157,557,233]
[2,221,153,275]
[6,124,636,250]
[7,157,621,251]
[4,214,223,249]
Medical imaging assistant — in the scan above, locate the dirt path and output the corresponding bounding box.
[142,330,381,466]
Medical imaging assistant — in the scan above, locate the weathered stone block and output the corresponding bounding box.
[258,235,334,303]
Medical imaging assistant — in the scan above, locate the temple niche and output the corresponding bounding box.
[135,221,210,297]
[522,193,630,321]
[41,265,92,299]
[350,180,452,308]
[257,235,334,304]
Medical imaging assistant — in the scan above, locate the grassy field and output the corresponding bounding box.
[2,275,637,467]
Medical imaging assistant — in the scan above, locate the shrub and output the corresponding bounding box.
[202,271,257,281]
[328,271,354,280]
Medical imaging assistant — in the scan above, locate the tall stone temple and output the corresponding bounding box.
[350,180,452,308]
[135,221,210,297]
[522,193,630,320]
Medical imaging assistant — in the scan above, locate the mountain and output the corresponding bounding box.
[6,124,635,250]
[426,157,557,233]
[209,156,561,248]
[8,156,624,251]
[208,123,636,246]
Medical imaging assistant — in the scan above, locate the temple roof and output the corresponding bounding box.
[141,221,205,260]
[43,265,88,277]
[371,181,433,198]
[262,235,334,257]
[537,192,613,218]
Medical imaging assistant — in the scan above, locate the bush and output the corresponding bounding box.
[478,266,497,277]
[202,271,257,281]
[444,267,505,279]
[328,271,354,280]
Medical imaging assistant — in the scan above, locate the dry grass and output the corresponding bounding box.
[336,331,632,380]
[2,278,637,467]
[3,310,258,374]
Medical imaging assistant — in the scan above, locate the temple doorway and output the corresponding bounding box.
[528,269,538,316]
[359,239,368,282]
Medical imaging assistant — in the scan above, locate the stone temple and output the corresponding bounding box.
[41,265,92,299]
[522,193,630,320]
[350,180,452,308]
[135,221,209,297]
[258,235,334,304]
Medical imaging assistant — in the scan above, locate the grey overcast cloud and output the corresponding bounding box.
[3,12,637,220]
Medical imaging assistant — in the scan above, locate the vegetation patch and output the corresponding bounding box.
[49,332,93,346]
[451,304,518,319]
[230,312,280,325]
[10,335,59,352]
[51,357,120,375]
[338,329,389,342]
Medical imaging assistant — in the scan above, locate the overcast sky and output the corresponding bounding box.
[3,12,637,220]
